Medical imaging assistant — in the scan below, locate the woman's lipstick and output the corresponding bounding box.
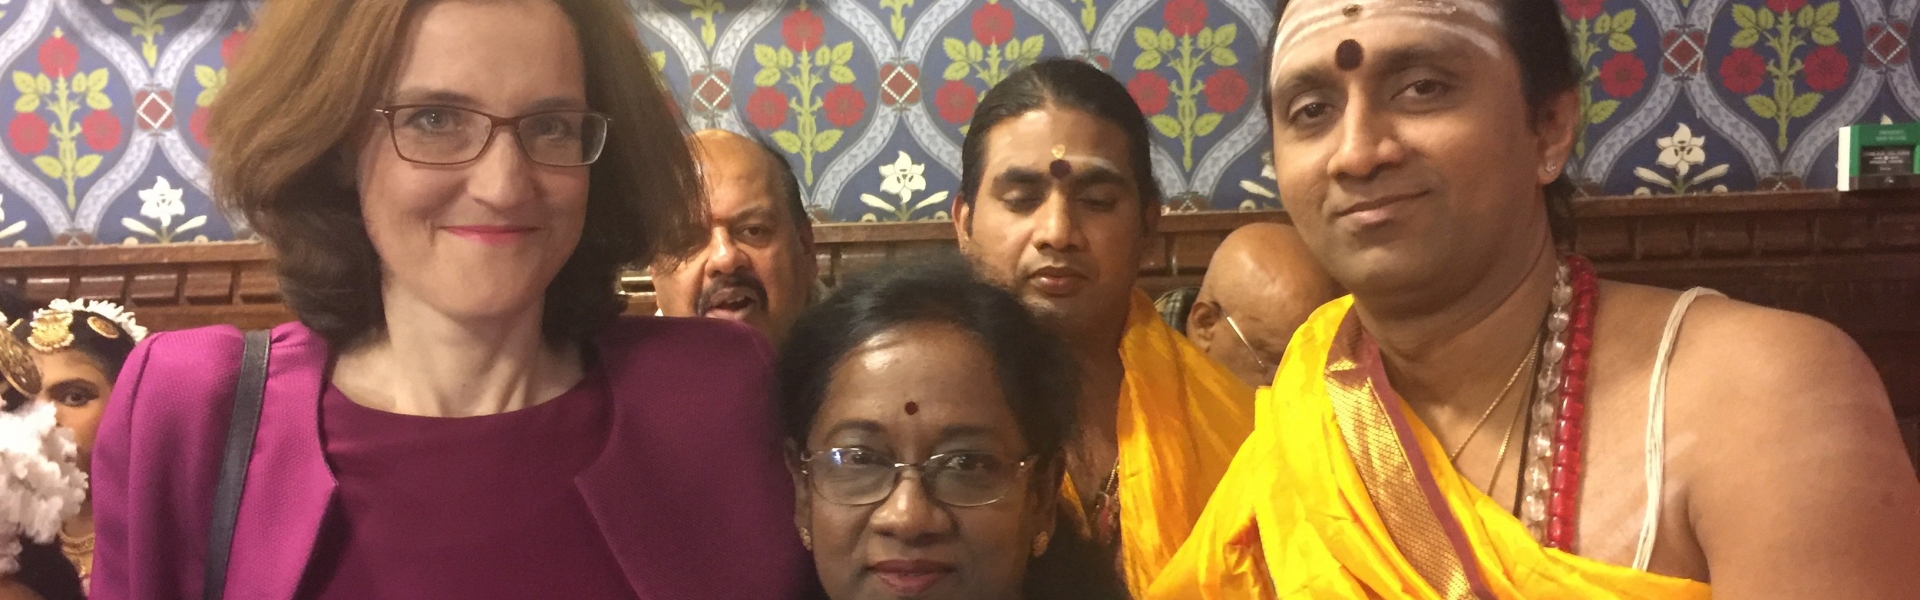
[443,225,537,245]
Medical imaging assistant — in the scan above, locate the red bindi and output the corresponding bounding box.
[1050,159,1073,178]
[904,401,919,415]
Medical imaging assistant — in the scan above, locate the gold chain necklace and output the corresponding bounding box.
[1448,336,1540,462]
[1483,392,1527,493]
[59,528,94,581]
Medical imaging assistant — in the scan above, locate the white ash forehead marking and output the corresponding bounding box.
[1274,0,1503,55]
[1270,0,1507,78]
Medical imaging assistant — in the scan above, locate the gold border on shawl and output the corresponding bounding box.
[1325,314,1481,600]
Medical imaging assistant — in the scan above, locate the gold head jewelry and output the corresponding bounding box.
[28,310,75,353]
[25,300,148,355]
[0,331,40,400]
[87,315,120,339]
[1051,145,1067,160]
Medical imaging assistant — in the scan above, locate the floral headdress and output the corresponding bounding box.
[26,299,148,353]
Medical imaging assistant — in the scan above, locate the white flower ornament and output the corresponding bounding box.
[41,298,149,343]
[878,151,927,197]
[1655,124,1706,177]
[138,176,186,228]
[0,402,88,576]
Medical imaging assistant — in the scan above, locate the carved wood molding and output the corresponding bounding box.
[2,190,1916,451]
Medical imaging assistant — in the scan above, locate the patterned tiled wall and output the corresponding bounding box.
[2,0,1917,244]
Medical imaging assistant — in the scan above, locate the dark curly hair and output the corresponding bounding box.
[208,0,704,350]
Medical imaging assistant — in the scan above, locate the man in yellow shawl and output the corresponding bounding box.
[1149,0,1920,597]
[951,58,1257,597]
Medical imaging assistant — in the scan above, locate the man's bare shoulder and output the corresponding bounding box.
[1603,280,1920,597]
[1599,280,1874,403]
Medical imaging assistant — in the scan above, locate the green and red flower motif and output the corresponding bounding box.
[823,84,866,128]
[935,80,977,125]
[783,8,825,52]
[751,7,863,184]
[1131,0,1243,169]
[972,1,1013,46]
[190,26,247,148]
[1720,48,1768,94]
[1127,71,1170,115]
[1802,45,1848,92]
[9,113,48,155]
[11,29,119,210]
[112,0,188,68]
[1560,1,1644,159]
[939,0,1045,130]
[747,87,788,130]
[1204,69,1247,115]
[1598,53,1646,98]
[1720,0,1846,151]
[1563,0,1604,21]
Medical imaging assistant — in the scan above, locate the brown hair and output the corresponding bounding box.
[209,0,704,349]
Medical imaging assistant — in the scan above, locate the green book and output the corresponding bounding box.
[1839,122,1920,191]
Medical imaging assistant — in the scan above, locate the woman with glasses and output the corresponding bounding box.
[779,257,1128,600]
[88,0,812,598]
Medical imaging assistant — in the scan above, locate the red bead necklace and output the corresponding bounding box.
[1545,255,1597,550]
[1517,255,1598,551]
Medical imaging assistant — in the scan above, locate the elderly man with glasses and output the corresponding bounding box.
[1185,222,1341,388]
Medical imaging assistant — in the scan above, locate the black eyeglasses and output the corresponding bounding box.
[373,105,610,167]
[798,447,1036,507]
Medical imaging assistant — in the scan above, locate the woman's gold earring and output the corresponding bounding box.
[1031,531,1051,557]
[799,527,813,551]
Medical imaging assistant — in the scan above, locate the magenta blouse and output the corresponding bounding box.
[299,368,638,599]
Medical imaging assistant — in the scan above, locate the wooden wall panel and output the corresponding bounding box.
[2,190,1915,441]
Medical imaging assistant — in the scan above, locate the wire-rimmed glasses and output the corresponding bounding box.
[373,105,610,167]
[797,447,1037,507]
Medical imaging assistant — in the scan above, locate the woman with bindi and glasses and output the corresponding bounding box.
[778,257,1129,600]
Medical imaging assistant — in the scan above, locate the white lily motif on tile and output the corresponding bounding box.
[859,151,951,222]
[1239,151,1279,210]
[122,176,209,243]
[1634,123,1729,195]
[0,194,27,243]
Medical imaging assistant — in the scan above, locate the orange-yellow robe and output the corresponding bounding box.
[1063,289,1258,598]
[1148,297,1712,599]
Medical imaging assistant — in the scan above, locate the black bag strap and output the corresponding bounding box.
[203,329,270,600]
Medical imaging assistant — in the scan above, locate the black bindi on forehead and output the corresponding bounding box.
[1335,39,1364,71]
[904,401,919,416]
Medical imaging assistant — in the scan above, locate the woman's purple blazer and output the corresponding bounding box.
[90,317,815,599]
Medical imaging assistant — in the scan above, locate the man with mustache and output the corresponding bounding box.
[1186,222,1341,388]
[1152,0,1920,596]
[952,58,1257,597]
[653,130,818,344]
